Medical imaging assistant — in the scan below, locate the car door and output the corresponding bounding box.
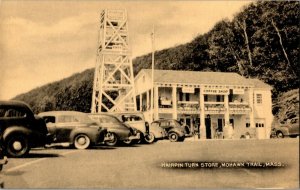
[159,121,172,133]
[55,115,76,142]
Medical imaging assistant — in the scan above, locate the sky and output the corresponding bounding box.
[0,0,252,100]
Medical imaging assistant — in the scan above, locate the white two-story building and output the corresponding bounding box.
[134,69,273,139]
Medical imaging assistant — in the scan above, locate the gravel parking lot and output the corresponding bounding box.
[1,138,299,189]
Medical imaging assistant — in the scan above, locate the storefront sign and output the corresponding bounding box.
[182,87,195,93]
[203,89,229,95]
[233,89,244,94]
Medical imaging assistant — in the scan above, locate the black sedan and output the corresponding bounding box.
[38,111,110,149]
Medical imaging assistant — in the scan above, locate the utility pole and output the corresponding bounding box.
[151,25,155,121]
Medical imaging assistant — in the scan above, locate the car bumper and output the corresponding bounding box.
[0,156,8,165]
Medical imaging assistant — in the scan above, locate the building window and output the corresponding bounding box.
[229,89,233,102]
[246,123,250,128]
[216,95,224,102]
[255,123,264,128]
[204,95,208,102]
[256,94,262,104]
[136,96,140,111]
[186,93,190,101]
[179,91,183,101]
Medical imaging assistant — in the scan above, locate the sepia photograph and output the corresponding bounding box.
[0,0,299,189]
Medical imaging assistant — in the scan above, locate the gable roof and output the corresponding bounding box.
[140,69,254,87]
[248,79,273,89]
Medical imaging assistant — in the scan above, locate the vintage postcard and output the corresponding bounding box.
[0,0,299,189]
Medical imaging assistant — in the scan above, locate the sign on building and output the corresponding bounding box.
[182,87,195,93]
[202,88,229,95]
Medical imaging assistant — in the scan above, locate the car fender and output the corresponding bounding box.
[150,126,165,138]
[106,127,131,140]
[3,126,31,141]
[69,127,98,143]
[275,127,289,136]
[168,128,185,137]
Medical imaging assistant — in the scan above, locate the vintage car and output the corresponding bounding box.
[273,117,299,138]
[38,111,110,149]
[88,113,140,146]
[0,100,50,157]
[152,119,186,142]
[146,122,167,143]
[109,112,154,143]
[0,137,8,171]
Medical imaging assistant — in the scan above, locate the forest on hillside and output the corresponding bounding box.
[13,1,299,122]
[133,1,299,98]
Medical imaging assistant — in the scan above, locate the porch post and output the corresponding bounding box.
[146,90,150,111]
[224,94,230,124]
[249,88,255,129]
[154,86,159,120]
[200,88,206,139]
[172,85,177,120]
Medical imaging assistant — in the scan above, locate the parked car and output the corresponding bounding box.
[146,122,168,143]
[0,100,51,157]
[109,112,154,143]
[0,137,8,171]
[88,113,141,146]
[273,117,299,138]
[152,119,186,142]
[38,111,110,149]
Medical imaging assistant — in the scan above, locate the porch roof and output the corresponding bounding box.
[141,69,254,87]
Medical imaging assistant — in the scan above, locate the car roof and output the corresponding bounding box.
[154,119,177,122]
[38,111,86,117]
[0,100,30,108]
[88,113,119,118]
[107,111,144,115]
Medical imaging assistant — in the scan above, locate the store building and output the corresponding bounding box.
[134,69,273,139]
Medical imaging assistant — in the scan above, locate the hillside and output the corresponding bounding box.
[14,69,94,113]
[133,1,299,98]
[13,1,299,122]
[273,89,299,122]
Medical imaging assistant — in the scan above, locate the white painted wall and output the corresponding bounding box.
[253,89,273,139]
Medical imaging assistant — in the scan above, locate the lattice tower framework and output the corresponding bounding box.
[91,9,136,113]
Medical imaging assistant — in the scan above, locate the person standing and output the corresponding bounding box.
[223,122,234,139]
[227,123,234,139]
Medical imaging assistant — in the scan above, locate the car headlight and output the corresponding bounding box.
[132,128,138,135]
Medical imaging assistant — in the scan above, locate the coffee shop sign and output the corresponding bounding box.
[203,89,229,95]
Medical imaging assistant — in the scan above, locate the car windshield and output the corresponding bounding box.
[172,120,182,127]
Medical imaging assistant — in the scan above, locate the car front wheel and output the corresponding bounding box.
[168,132,179,142]
[74,134,91,149]
[144,133,155,144]
[276,131,284,138]
[105,133,118,146]
[6,134,30,158]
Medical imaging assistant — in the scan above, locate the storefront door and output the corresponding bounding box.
[205,118,211,139]
[179,116,193,134]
